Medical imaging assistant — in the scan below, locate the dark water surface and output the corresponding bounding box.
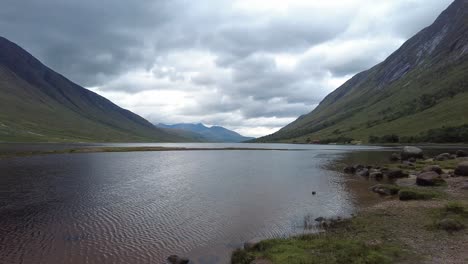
[0,143,393,264]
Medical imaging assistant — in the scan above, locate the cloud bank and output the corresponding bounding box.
[0,0,453,137]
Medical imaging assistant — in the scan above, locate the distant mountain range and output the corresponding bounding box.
[256,0,468,144]
[0,37,189,142]
[157,123,255,143]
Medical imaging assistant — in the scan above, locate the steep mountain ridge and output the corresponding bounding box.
[258,0,468,143]
[157,123,254,142]
[0,37,186,142]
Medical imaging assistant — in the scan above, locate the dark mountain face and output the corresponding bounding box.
[0,37,186,142]
[157,123,255,143]
[257,0,468,143]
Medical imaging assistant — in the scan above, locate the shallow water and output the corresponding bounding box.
[0,143,389,263]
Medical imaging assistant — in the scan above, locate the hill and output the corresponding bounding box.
[157,123,255,142]
[256,0,468,144]
[0,37,187,142]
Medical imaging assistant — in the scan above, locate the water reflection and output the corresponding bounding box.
[0,144,392,264]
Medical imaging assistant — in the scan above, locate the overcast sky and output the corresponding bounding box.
[0,0,453,137]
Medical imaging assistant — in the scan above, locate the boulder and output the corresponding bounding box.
[456,150,467,157]
[421,165,443,175]
[390,153,400,161]
[449,154,457,160]
[401,146,423,160]
[370,184,399,195]
[408,157,416,163]
[435,153,451,161]
[344,166,356,174]
[385,169,409,179]
[369,171,384,179]
[416,171,446,186]
[402,161,415,167]
[356,168,369,177]
[167,255,190,264]
[454,162,468,176]
[244,238,262,250]
[461,181,468,190]
[438,218,464,231]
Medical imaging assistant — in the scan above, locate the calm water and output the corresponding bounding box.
[0,143,389,264]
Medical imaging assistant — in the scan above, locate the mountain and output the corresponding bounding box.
[157,123,255,142]
[257,0,468,144]
[0,36,188,142]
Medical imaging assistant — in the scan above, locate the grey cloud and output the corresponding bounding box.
[0,0,455,136]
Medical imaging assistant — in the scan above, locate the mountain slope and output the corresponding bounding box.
[157,123,255,142]
[257,0,468,143]
[0,37,187,142]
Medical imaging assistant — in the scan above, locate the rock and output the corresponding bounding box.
[456,150,467,157]
[438,218,464,231]
[356,168,369,177]
[421,165,443,175]
[390,153,400,161]
[402,161,415,167]
[435,153,451,161]
[314,217,325,222]
[344,166,356,174]
[244,238,262,250]
[416,171,446,186]
[408,157,416,163]
[461,181,468,190]
[370,184,399,195]
[385,169,409,179]
[369,171,384,179]
[312,191,316,195]
[167,255,190,264]
[454,162,468,176]
[401,146,423,160]
[354,164,365,171]
[449,154,457,160]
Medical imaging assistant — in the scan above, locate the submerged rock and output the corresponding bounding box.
[416,171,446,186]
[401,146,423,160]
[167,255,190,264]
[370,184,399,195]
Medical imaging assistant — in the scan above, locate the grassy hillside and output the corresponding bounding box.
[256,0,468,144]
[0,37,188,142]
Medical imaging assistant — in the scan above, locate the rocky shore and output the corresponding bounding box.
[232,146,468,264]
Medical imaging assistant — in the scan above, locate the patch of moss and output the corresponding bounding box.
[398,188,441,201]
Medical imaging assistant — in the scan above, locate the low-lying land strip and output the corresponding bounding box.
[0,146,306,159]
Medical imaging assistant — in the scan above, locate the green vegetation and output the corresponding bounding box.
[0,37,189,143]
[255,1,468,144]
[368,125,468,143]
[398,188,441,201]
[431,202,468,232]
[232,216,406,264]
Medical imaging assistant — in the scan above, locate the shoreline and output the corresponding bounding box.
[0,146,311,159]
[232,148,468,264]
